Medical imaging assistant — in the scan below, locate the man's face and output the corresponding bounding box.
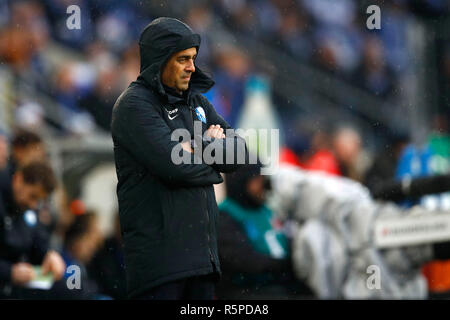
[12,172,47,211]
[246,175,266,206]
[161,47,197,93]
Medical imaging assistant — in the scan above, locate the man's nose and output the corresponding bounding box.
[186,59,195,73]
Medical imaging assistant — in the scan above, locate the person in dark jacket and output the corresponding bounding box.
[217,162,314,299]
[0,161,66,299]
[0,130,56,236]
[87,213,127,300]
[49,211,105,300]
[111,17,248,300]
[0,129,46,195]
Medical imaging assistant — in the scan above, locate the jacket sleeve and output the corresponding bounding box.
[115,94,223,188]
[0,259,12,282]
[200,97,249,173]
[218,211,290,274]
[29,220,50,265]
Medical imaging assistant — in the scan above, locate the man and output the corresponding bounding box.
[0,161,66,299]
[0,129,46,194]
[111,17,248,299]
[0,129,56,234]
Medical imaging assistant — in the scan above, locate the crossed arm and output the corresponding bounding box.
[113,94,247,188]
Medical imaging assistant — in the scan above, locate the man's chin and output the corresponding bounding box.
[177,81,190,91]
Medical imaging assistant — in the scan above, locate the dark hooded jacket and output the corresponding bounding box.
[111,17,248,298]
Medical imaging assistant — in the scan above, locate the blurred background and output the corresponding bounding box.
[0,0,449,299]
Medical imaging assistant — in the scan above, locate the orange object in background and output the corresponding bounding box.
[279,147,302,167]
[279,147,342,176]
[69,199,86,216]
[301,149,341,176]
[422,260,450,293]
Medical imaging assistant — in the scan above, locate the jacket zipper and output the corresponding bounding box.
[188,105,195,135]
[191,105,215,267]
[203,189,214,264]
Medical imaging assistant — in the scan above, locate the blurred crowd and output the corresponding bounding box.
[0,0,449,299]
[0,0,448,133]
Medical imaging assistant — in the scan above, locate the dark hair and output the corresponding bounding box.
[64,212,96,250]
[12,129,42,149]
[19,161,57,194]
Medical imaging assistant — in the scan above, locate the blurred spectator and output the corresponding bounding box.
[0,129,46,194]
[52,211,104,299]
[0,0,51,90]
[378,1,411,73]
[281,117,341,176]
[207,46,250,127]
[332,126,364,181]
[0,1,49,69]
[78,53,121,131]
[185,4,214,66]
[364,131,410,193]
[0,161,65,299]
[216,162,313,299]
[301,129,341,176]
[116,44,140,90]
[276,10,313,61]
[53,63,95,135]
[95,11,134,54]
[312,25,362,75]
[1,129,59,236]
[353,35,396,97]
[87,213,126,300]
[254,0,281,38]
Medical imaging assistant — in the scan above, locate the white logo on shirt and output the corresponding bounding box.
[165,107,179,120]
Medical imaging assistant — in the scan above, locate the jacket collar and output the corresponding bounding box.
[137,64,214,105]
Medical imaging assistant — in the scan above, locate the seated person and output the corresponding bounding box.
[216,162,313,299]
[87,213,127,300]
[50,211,105,299]
[0,161,65,299]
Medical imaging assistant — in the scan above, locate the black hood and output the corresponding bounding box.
[225,162,267,209]
[137,17,214,103]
